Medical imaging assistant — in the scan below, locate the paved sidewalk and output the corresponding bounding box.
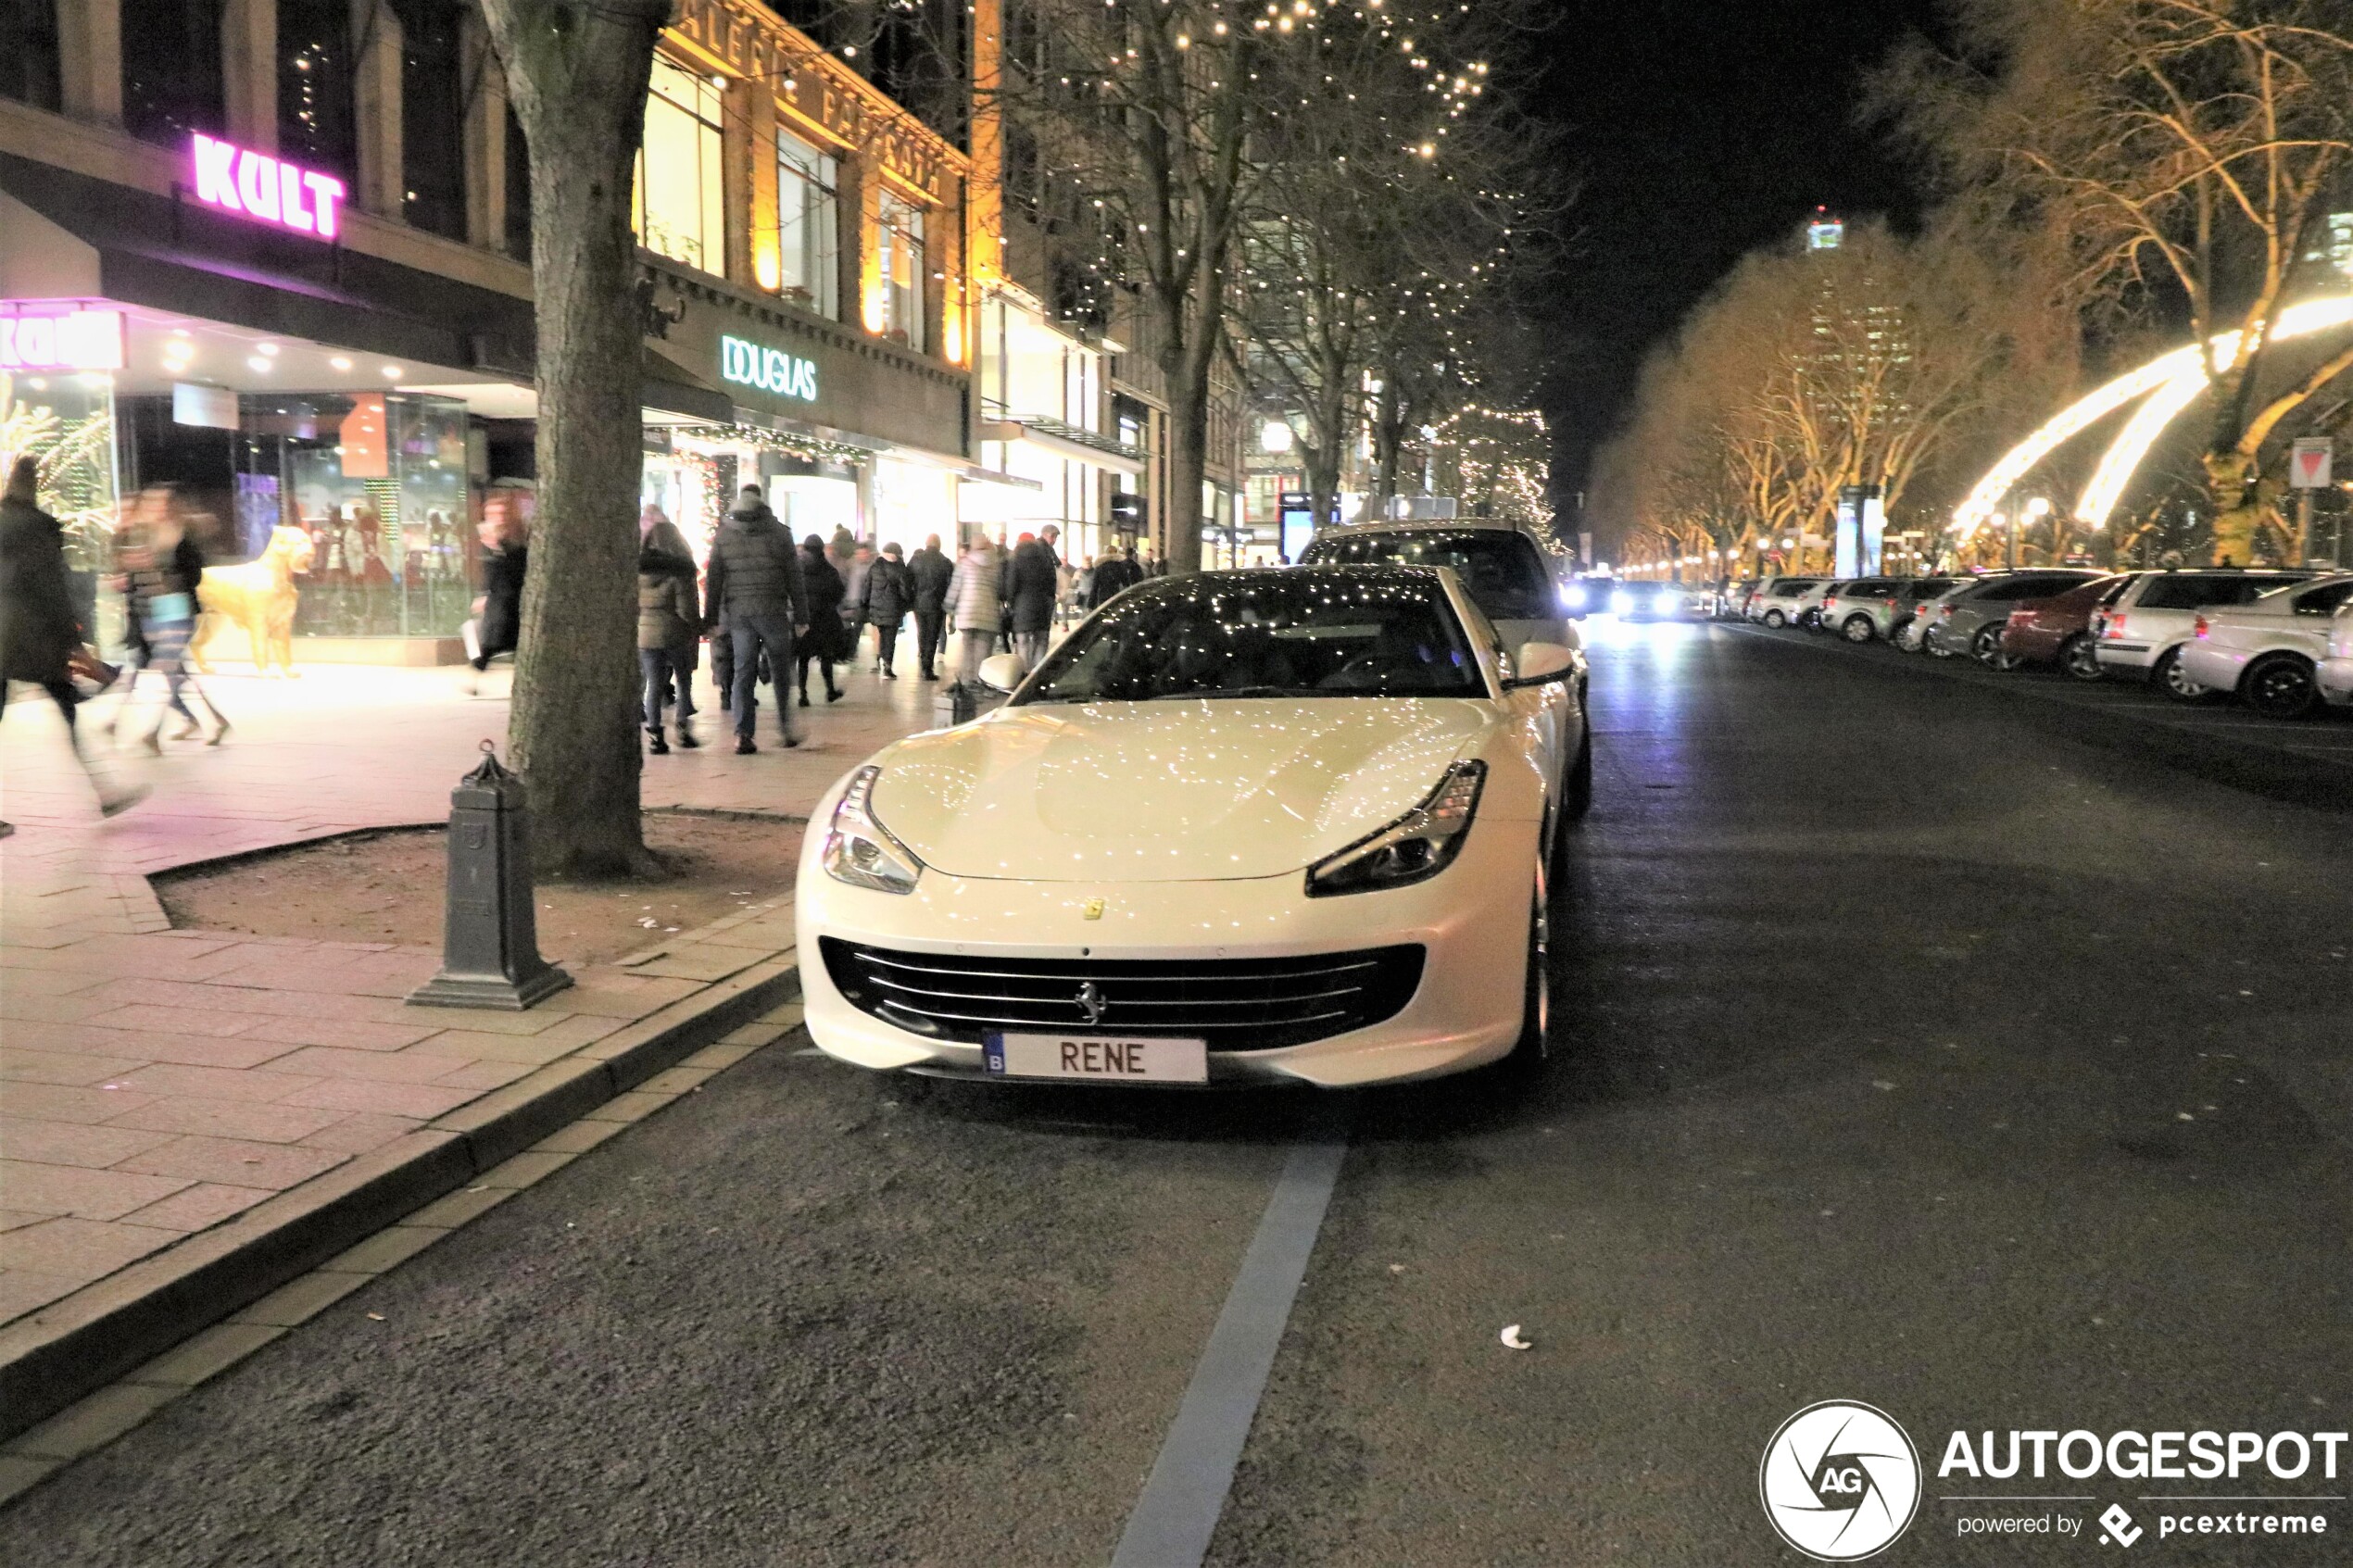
[0,650,949,1335]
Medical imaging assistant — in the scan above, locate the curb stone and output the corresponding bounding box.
[0,960,802,1447]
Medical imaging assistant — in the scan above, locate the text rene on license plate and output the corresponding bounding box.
[983,1033,1208,1083]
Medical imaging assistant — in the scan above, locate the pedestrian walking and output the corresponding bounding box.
[703,484,807,753]
[113,486,229,749]
[641,503,698,724]
[842,541,876,671]
[467,493,527,694]
[861,543,913,679]
[908,532,951,680]
[945,535,1006,679]
[636,518,700,753]
[1007,528,1059,669]
[1093,544,1144,604]
[0,456,144,826]
[795,533,849,706]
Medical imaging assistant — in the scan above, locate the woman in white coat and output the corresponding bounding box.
[944,538,1007,679]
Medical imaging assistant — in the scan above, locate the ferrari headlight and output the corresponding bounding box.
[822,765,923,895]
[1305,761,1486,897]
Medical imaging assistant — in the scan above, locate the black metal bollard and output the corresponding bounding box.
[407,741,573,1010]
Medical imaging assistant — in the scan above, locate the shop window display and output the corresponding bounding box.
[0,370,120,636]
[218,392,472,638]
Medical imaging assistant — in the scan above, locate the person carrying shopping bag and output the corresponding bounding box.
[1,457,145,829]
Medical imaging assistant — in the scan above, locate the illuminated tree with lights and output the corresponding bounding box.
[1592,218,2072,575]
[1881,0,2353,563]
[1234,0,1555,529]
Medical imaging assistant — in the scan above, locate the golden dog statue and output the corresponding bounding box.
[194,524,317,677]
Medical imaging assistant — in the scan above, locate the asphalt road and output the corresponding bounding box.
[6,621,2349,1567]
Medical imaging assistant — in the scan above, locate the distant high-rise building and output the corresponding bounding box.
[1806,207,1844,252]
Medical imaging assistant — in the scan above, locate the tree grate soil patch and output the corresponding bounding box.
[153,816,805,967]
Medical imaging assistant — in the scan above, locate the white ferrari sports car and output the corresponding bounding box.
[795,565,1592,1088]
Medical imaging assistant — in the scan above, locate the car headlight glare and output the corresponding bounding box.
[822,765,924,895]
[1610,590,1635,614]
[1305,760,1485,897]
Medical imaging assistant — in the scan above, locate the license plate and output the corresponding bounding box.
[982,1033,1208,1084]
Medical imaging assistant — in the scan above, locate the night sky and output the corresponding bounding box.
[1534,0,1949,496]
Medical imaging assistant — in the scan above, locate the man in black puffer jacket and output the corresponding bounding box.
[703,485,808,753]
[907,533,952,680]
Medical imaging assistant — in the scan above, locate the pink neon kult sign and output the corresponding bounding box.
[189,132,346,241]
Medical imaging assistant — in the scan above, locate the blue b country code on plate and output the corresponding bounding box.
[982,1033,1209,1084]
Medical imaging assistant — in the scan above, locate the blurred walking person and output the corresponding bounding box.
[114,486,229,749]
[795,533,849,706]
[704,484,806,753]
[0,457,144,827]
[1007,529,1059,669]
[945,535,1006,679]
[842,541,876,671]
[862,543,913,679]
[636,517,700,753]
[467,493,527,695]
[908,532,951,680]
[641,503,698,726]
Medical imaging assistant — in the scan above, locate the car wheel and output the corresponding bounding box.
[1508,869,1551,1070]
[1842,614,1875,644]
[1969,624,2018,671]
[1562,716,1593,825]
[2242,653,2320,719]
[2154,646,2211,701]
[1763,609,1787,628]
[2060,633,2104,682]
[1925,625,1956,659]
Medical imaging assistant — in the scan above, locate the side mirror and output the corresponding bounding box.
[976,652,1028,694]
[1506,642,1578,688]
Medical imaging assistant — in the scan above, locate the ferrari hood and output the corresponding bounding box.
[865,699,1491,882]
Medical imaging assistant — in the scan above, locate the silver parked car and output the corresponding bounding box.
[1818,577,1907,642]
[1924,571,2105,662]
[2174,573,2353,718]
[2091,568,2316,696]
[1891,577,1966,651]
[1748,576,1820,628]
[1790,578,1847,631]
[2321,598,2353,711]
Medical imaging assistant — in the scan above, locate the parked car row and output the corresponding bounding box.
[1727,568,2353,720]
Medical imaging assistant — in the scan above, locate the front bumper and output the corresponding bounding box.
[2318,656,2353,708]
[794,822,1539,1088]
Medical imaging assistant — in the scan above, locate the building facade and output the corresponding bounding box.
[0,0,1001,660]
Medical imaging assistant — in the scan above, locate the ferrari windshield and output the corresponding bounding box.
[1013,569,1487,705]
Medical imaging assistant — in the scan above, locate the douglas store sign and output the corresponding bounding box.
[0,304,127,372]
[720,335,819,403]
[188,132,348,240]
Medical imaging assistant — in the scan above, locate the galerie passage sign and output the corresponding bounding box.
[190,133,347,240]
[720,336,819,402]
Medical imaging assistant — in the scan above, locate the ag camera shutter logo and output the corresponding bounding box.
[1760,1400,1923,1561]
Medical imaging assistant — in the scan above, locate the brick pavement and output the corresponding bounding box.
[0,647,957,1329]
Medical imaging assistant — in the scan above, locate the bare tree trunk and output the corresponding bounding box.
[1160,280,1225,575]
[477,0,667,878]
